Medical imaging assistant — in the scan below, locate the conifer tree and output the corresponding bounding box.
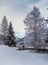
[24,7,46,48]
[1,16,8,44]
[45,31,48,47]
[7,22,16,47]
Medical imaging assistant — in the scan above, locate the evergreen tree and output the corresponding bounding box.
[45,19,48,47]
[24,7,46,48]
[45,31,48,47]
[1,16,8,44]
[7,22,16,47]
[1,16,8,34]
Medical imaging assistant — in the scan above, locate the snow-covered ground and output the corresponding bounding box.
[0,45,48,65]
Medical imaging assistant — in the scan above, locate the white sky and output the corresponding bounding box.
[0,0,48,38]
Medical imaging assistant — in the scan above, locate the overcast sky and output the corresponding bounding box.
[0,0,48,38]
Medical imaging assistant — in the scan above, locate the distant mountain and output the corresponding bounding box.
[17,38,24,42]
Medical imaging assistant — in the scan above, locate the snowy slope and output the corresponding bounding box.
[0,45,48,65]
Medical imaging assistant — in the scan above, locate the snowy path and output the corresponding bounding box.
[0,45,48,65]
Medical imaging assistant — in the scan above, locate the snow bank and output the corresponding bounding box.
[0,45,48,65]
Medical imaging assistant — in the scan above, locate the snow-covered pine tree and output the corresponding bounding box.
[45,19,48,47]
[24,7,46,48]
[1,16,8,45]
[7,22,16,47]
[45,30,48,47]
